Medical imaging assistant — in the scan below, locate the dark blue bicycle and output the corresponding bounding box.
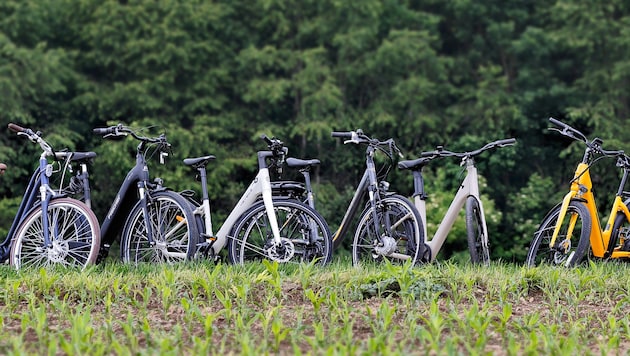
[1,124,101,269]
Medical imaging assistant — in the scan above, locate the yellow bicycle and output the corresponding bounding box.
[526,117,630,267]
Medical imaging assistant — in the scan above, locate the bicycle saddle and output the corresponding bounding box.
[270,181,306,194]
[286,157,320,168]
[398,157,433,170]
[54,151,97,163]
[183,155,216,168]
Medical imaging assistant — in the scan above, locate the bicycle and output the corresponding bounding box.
[184,135,332,265]
[2,123,101,269]
[93,124,198,264]
[398,138,516,264]
[330,130,423,266]
[526,117,630,267]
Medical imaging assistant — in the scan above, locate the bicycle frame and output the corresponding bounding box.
[93,125,174,256]
[55,151,96,208]
[193,150,282,256]
[551,162,630,259]
[0,127,74,261]
[331,143,395,248]
[331,171,370,242]
[99,153,155,247]
[411,157,488,261]
[400,138,515,263]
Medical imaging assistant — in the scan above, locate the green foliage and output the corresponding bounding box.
[2,261,630,353]
[1,0,630,261]
[419,165,503,262]
[501,173,558,262]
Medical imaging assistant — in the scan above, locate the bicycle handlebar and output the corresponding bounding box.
[8,123,26,133]
[331,129,403,158]
[331,131,353,139]
[93,127,115,135]
[418,138,516,161]
[8,123,54,155]
[548,117,588,143]
[94,124,171,165]
[260,134,289,174]
[548,117,624,159]
[94,124,167,145]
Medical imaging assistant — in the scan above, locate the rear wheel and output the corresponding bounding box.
[466,196,489,265]
[352,195,423,266]
[526,201,591,267]
[228,199,332,265]
[10,198,101,270]
[121,191,198,264]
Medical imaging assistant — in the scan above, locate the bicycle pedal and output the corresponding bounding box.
[195,237,216,258]
[96,244,111,264]
[200,233,217,242]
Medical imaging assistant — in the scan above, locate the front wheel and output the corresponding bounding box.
[228,199,332,265]
[466,196,490,265]
[352,195,423,266]
[10,198,101,270]
[526,201,591,267]
[121,191,199,264]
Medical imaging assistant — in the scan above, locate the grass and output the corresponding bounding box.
[1,258,630,355]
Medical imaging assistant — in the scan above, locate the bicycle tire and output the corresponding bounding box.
[352,194,423,266]
[227,199,332,265]
[610,203,630,256]
[466,196,490,265]
[120,190,199,264]
[526,201,591,267]
[10,197,101,269]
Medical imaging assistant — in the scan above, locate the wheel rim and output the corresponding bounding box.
[530,205,587,266]
[232,203,329,264]
[353,199,420,266]
[125,196,193,264]
[13,201,98,269]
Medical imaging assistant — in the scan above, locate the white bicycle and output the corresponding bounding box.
[184,136,332,265]
[398,138,516,264]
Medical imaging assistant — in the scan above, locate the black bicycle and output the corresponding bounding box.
[93,124,198,264]
[330,130,425,266]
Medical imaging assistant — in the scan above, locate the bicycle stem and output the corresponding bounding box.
[365,146,386,245]
[38,153,53,248]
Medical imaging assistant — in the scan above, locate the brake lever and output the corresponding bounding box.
[343,131,361,145]
[389,140,404,158]
[103,126,128,139]
[16,131,33,142]
[160,151,169,164]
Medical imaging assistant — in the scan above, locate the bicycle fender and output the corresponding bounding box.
[620,198,630,220]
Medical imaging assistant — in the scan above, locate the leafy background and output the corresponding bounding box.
[1,0,629,262]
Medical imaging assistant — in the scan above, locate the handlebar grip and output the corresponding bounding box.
[496,138,516,146]
[260,134,272,144]
[8,123,25,133]
[331,131,352,139]
[601,149,625,156]
[549,117,566,128]
[93,127,114,135]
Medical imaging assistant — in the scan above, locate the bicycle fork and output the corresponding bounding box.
[138,182,155,245]
[550,191,583,266]
[39,156,56,249]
